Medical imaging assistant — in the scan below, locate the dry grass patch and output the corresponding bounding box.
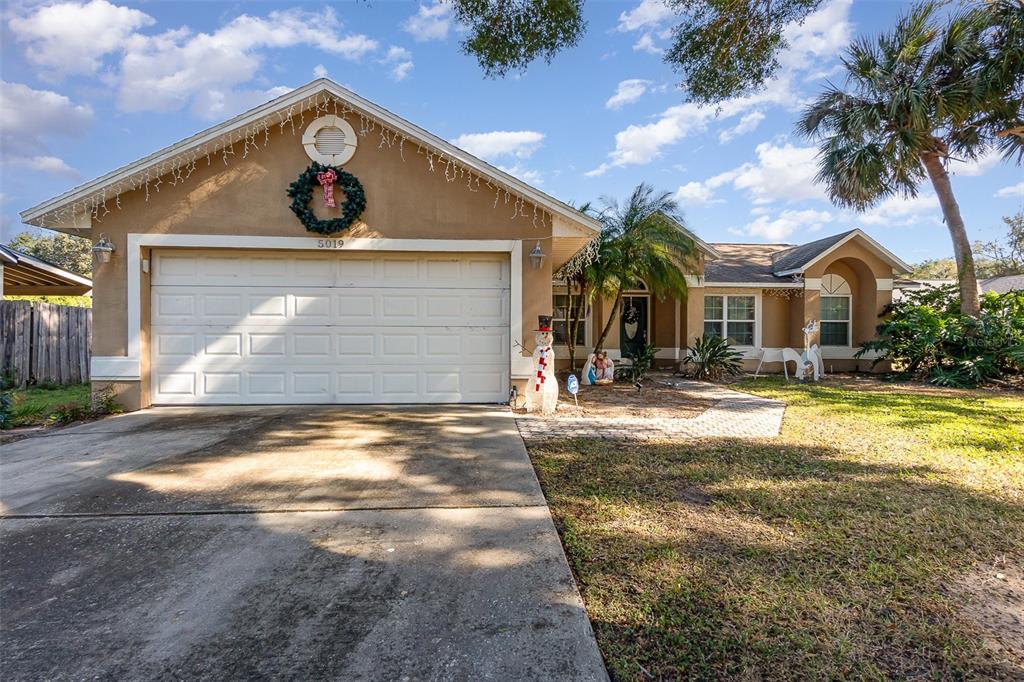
[530,377,1024,679]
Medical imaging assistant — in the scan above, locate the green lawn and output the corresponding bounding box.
[529,377,1024,679]
[3,384,92,427]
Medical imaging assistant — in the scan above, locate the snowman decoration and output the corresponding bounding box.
[525,315,559,414]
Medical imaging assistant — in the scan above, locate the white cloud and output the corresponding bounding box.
[718,111,765,143]
[606,79,651,110]
[779,0,852,71]
[617,0,674,32]
[452,130,545,161]
[995,182,1024,198]
[313,64,328,78]
[9,0,155,78]
[117,8,378,118]
[498,164,544,186]
[382,46,414,81]
[10,155,80,179]
[586,78,795,175]
[633,33,663,55]
[403,2,452,41]
[731,142,825,204]
[0,81,94,154]
[949,149,1003,177]
[674,182,716,206]
[857,192,940,226]
[673,170,737,206]
[743,209,834,241]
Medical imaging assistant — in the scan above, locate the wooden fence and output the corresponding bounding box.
[1,300,91,386]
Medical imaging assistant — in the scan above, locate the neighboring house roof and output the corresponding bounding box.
[981,274,1024,294]
[19,79,601,236]
[703,229,910,284]
[0,245,92,295]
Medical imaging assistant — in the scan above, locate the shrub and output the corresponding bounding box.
[684,335,745,380]
[0,393,12,430]
[858,285,1024,388]
[92,385,122,416]
[48,402,91,425]
[624,343,660,385]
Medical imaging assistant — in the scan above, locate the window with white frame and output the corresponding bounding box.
[819,274,852,346]
[703,294,756,346]
[552,290,586,345]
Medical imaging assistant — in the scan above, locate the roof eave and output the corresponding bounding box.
[20,79,601,235]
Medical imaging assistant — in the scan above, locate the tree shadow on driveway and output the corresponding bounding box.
[0,406,607,680]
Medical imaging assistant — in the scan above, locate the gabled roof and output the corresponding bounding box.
[0,245,92,295]
[703,229,911,284]
[20,79,601,235]
[771,228,911,276]
[770,231,857,274]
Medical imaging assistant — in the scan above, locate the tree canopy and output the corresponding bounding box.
[455,0,826,104]
[8,231,92,277]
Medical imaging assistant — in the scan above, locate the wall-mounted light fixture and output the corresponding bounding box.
[528,241,545,270]
[92,234,115,264]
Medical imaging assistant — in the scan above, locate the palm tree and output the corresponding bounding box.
[586,183,698,354]
[798,1,1023,316]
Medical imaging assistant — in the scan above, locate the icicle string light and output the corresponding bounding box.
[37,93,561,233]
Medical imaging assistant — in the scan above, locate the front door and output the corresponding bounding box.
[620,296,649,360]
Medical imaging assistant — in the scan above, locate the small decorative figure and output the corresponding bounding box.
[582,350,615,385]
[525,315,558,414]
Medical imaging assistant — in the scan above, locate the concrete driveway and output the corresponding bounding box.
[0,406,607,681]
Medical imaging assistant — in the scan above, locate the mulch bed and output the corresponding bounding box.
[516,372,714,419]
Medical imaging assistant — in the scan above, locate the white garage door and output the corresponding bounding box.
[150,250,510,404]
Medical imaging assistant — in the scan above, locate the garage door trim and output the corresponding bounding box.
[92,235,532,385]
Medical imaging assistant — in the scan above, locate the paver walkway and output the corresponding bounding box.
[516,379,784,442]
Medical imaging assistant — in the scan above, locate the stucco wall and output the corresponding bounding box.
[89,107,563,407]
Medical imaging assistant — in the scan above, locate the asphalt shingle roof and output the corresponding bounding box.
[769,230,857,274]
[704,243,796,283]
[981,274,1024,294]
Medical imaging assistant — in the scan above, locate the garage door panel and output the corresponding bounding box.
[151,251,509,405]
[152,250,510,289]
[154,327,507,367]
[154,288,507,327]
[151,365,509,404]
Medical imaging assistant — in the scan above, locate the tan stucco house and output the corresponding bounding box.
[20,80,910,410]
[563,225,911,374]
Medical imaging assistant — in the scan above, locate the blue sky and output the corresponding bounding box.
[1,0,1022,262]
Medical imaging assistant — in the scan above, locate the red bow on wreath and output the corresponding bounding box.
[316,169,338,208]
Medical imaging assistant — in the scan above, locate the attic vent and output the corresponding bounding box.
[315,127,348,155]
[302,115,358,165]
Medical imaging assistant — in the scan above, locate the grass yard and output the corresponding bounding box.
[529,377,1024,680]
[2,384,92,428]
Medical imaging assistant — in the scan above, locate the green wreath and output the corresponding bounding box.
[286,162,367,235]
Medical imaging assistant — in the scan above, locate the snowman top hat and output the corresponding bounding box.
[534,315,553,332]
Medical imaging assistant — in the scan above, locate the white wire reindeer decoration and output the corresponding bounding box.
[801,320,824,381]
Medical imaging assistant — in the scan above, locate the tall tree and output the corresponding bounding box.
[585,184,697,355]
[8,231,92,277]
[974,211,1024,277]
[798,1,1023,316]
[455,0,825,104]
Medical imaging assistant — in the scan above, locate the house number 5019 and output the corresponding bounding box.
[317,239,345,249]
